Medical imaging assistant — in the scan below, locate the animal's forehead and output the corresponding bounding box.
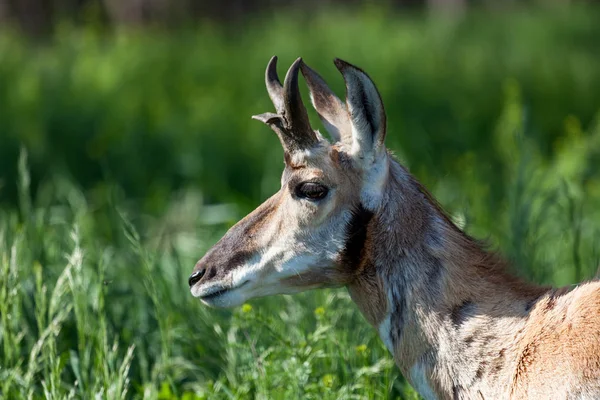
[285,142,329,168]
[285,141,354,169]
[282,145,360,187]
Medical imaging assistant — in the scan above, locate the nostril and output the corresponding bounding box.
[188,268,206,287]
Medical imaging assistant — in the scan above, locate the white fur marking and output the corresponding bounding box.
[360,154,388,210]
[409,363,438,400]
[378,313,394,353]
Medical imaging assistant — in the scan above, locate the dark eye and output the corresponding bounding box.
[295,182,329,201]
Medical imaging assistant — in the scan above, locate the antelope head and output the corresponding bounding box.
[189,56,389,308]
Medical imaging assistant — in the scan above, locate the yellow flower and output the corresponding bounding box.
[314,307,325,317]
[241,304,252,313]
[355,344,368,354]
[322,374,334,388]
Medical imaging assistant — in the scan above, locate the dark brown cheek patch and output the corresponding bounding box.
[339,203,374,272]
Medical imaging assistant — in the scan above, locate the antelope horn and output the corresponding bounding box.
[265,56,284,113]
[253,57,318,152]
[282,58,314,143]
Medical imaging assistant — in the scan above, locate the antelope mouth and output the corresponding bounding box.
[195,280,251,302]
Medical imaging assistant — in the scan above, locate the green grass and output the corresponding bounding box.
[0,151,407,398]
[1,6,600,399]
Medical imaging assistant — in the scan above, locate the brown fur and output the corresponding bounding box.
[344,158,600,399]
[348,264,389,326]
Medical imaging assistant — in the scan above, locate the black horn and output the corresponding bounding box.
[265,56,284,113]
[252,56,318,152]
[282,58,314,143]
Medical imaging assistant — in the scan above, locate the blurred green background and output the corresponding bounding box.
[1,1,599,399]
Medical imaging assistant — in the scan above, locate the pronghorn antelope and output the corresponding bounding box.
[188,56,600,399]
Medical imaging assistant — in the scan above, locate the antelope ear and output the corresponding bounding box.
[334,58,387,162]
[300,61,351,144]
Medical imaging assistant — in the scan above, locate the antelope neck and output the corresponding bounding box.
[345,160,549,399]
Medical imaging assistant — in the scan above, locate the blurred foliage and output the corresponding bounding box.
[0,5,600,399]
[2,0,583,37]
[1,7,599,214]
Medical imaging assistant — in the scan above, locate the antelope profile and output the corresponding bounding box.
[188,57,600,399]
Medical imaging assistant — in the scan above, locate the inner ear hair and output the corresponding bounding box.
[300,61,351,144]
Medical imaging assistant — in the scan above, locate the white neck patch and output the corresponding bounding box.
[409,363,438,400]
[360,153,389,210]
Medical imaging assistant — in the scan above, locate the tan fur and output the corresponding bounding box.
[190,57,600,399]
[347,241,389,326]
[510,283,600,398]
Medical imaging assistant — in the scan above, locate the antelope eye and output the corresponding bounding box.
[295,182,329,201]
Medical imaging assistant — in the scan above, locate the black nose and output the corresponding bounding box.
[188,268,206,287]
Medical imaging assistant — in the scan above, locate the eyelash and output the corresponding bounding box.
[294,182,329,201]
